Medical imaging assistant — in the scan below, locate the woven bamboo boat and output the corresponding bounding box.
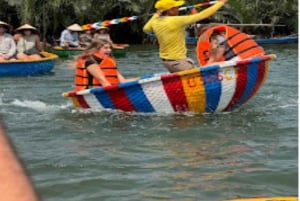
[51,46,84,58]
[0,51,57,76]
[224,196,297,201]
[52,44,128,58]
[63,54,276,113]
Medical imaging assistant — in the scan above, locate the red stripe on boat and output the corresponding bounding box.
[107,88,136,112]
[161,73,188,112]
[245,61,266,102]
[224,64,248,111]
[77,95,90,108]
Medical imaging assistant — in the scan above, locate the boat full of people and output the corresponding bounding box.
[62,25,276,113]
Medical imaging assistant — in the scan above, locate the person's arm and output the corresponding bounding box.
[0,124,40,201]
[7,37,17,57]
[143,13,159,33]
[117,72,137,83]
[178,0,227,26]
[35,35,42,51]
[86,63,111,87]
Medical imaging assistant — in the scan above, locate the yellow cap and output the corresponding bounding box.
[155,0,185,12]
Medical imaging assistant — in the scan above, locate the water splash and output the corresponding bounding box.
[11,99,71,112]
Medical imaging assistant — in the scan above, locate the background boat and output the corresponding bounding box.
[63,54,276,113]
[254,36,298,44]
[51,44,129,58]
[0,51,57,76]
[185,35,298,45]
[51,46,84,58]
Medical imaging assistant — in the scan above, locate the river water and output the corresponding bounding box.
[0,43,298,201]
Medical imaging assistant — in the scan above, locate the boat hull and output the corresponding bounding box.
[185,36,298,45]
[254,36,298,44]
[147,34,298,45]
[51,45,128,58]
[63,54,276,113]
[0,52,57,76]
[51,47,84,58]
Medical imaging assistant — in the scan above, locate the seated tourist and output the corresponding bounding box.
[15,24,42,60]
[60,24,82,48]
[79,27,93,47]
[197,24,265,66]
[74,39,135,91]
[0,20,16,61]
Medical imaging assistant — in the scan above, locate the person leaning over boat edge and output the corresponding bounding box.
[197,24,265,66]
[143,0,228,73]
[74,39,136,91]
[0,21,16,61]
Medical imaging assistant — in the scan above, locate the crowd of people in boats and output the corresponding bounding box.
[0,20,114,62]
[0,0,267,94]
[58,23,113,49]
[0,21,43,62]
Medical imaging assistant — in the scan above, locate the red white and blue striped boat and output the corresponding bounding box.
[62,54,276,113]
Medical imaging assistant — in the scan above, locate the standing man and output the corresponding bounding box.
[143,0,228,72]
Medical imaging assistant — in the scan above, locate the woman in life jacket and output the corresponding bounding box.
[196,24,265,66]
[74,39,135,91]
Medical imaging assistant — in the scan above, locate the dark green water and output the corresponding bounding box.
[0,44,298,201]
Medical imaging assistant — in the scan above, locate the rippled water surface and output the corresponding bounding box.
[0,43,298,201]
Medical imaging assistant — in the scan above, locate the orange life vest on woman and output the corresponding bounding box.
[75,52,119,91]
[196,25,265,66]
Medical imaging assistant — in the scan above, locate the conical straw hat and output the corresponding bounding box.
[15,24,38,32]
[67,24,82,31]
[0,20,11,29]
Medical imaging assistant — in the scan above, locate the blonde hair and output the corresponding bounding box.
[71,39,112,70]
[84,39,112,56]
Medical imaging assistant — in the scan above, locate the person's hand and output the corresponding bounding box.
[156,10,162,16]
[2,54,10,59]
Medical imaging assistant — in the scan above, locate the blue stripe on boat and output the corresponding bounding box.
[92,91,116,109]
[201,65,222,112]
[235,61,259,108]
[123,84,155,112]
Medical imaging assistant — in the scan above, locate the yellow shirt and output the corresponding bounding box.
[143,1,225,60]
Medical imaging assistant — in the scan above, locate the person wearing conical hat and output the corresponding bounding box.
[59,23,82,48]
[0,20,16,61]
[79,26,93,47]
[143,0,228,72]
[93,26,113,44]
[15,24,42,60]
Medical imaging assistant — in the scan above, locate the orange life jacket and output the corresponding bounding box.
[196,25,265,66]
[75,52,119,91]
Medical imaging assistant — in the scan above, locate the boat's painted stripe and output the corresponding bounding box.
[246,60,268,101]
[180,69,206,113]
[224,63,248,111]
[71,97,82,108]
[106,87,136,112]
[76,95,90,108]
[162,73,188,112]
[216,67,237,111]
[84,94,104,109]
[224,196,297,201]
[93,91,115,109]
[123,84,155,112]
[234,61,259,107]
[140,79,174,113]
[201,66,222,112]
